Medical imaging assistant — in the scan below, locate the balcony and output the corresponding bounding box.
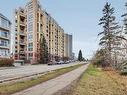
[20,21,25,26]
[19,50,25,54]
[20,13,25,18]
[19,55,26,60]
[20,40,25,45]
[0,35,9,40]
[20,31,25,36]
[0,45,9,49]
[0,25,10,31]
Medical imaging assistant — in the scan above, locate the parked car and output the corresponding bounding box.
[66,61,70,64]
[48,61,57,65]
[64,61,68,64]
[57,61,64,64]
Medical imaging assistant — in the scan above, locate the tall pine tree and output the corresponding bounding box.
[98,2,125,67]
[78,50,83,61]
[39,36,49,64]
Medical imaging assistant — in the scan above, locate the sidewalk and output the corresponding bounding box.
[0,67,17,70]
[13,64,89,95]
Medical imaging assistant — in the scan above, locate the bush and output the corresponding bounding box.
[92,58,103,67]
[0,58,14,67]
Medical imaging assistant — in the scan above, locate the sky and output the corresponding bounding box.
[0,0,126,58]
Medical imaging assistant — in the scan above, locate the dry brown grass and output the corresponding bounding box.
[71,65,127,95]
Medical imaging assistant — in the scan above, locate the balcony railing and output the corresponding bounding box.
[19,50,25,54]
[0,35,9,39]
[20,12,25,17]
[20,21,25,25]
[0,44,9,49]
[0,25,10,31]
[19,55,26,59]
[20,40,25,45]
[20,31,25,36]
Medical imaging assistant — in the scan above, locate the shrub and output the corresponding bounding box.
[0,58,14,67]
[92,58,103,67]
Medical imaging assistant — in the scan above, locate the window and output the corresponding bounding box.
[0,18,9,29]
[15,28,17,31]
[15,20,17,23]
[28,53,33,59]
[28,34,33,41]
[0,31,9,38]
[28,53,33,57]
[28,43,33,51]
[40,15,43,21]
[0,39,9,47]
[28,48,33,51]
[15,37,17,40]
[28,23,33,32]
[28,43,33,47]
[0,49,9,56]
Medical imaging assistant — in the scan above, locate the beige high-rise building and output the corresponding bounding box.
[14,0,72,63]
[14,8,26,60]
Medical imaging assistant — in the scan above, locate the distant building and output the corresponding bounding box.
[14,0,73,63]
[0,13,11,58]
[72,52,75,60]
[68,34,73,59]
[64,34,73,59]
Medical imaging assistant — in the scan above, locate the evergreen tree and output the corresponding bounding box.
[98,2,125,67]
[39,36,49,64]
[78,50,83,61]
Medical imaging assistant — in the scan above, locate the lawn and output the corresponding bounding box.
[71,64,127,95]
[0,64,83,95]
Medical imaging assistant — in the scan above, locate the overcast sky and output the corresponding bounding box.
[0,0,126,58]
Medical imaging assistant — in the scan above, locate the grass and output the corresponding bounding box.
[71,64,127,95]
[0,64,83,95]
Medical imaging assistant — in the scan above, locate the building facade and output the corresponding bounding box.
[64,34,73,59]
[14,8,26,60]
[68,34,73,59]
[0,13,11,58]
[14,0,72,63]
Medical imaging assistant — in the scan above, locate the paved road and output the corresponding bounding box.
[0,62,84,82]
[13,64,89,95]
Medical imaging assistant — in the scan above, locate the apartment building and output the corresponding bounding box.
[0,13,11,58]
[14,8,26,60]
[14,0,72,63]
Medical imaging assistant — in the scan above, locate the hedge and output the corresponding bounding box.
[0,58,14,67]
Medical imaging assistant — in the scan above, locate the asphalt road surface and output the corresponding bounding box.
[0,62,84,82]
